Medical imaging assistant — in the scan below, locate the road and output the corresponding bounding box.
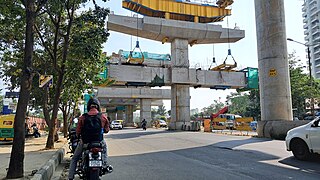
[66,128,320,180]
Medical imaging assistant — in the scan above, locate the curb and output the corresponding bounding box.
[31,144,68,180]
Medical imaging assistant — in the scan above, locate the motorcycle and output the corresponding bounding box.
[76,142,113,180]
[67,127,78,154]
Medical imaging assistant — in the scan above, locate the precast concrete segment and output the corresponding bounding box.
[117,111,124,120]
[96,87,171,99]
[100,98,160,107]
[170,39,191,130]
[107,14,245,45]
[107,64,246,88]
[170,84,191,130]
[108,113,116,121]
[140,99,152,127]
[99,98,140,106]
[171,39,189,67]
[151,100,164,106]
[125,105,134,126]
[255,0,293,122]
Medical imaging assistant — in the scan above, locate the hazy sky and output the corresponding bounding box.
[103,0,306,110]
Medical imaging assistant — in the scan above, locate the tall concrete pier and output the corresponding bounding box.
[255,0,293,138]
[170,39,190,130]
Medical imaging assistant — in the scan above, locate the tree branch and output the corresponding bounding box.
[34,24,55,61]
[35,0,48,14]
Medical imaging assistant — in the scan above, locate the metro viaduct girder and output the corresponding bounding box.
[96,87,171,99]
[107,64,246,89]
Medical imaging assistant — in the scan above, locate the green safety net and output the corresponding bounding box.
[121,51,171,61]
[246,67,259,89]
[148,74,165,87]
[237,67,259,92]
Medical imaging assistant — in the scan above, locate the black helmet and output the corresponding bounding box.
[87,98,101,112]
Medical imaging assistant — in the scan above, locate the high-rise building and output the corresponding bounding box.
[302,0,320,78]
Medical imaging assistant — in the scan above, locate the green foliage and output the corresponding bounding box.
[201,100,225,116]
[0,94,3,113]
[0,1,26,90]
[288,51,320,118]
[226,92,249,116]
[245,89,260,120]
[156,105,167,116]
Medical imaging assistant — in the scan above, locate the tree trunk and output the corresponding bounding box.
[6,0,35,178]
[63,108,68,138]
[45,2,74,148]
[46,73,63,148]
[54,126,59,142]
[42,87,51,128]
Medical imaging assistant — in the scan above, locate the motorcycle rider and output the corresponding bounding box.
[68,98,110,180]
[31,123,41,138]
[141,119,147,130]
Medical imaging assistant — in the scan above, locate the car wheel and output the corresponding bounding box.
[291,138,310,160]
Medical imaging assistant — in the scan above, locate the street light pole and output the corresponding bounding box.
[287,38,315,118]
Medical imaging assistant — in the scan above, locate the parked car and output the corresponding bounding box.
[285,117,320,160]
[158,120,168,128]
[110,120,123,130]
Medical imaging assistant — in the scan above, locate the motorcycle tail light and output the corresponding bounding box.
[91,147,102,154]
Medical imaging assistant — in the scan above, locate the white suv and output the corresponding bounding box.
[285,117,320,160]
[110,120,123,130]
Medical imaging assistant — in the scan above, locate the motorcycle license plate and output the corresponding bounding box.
[89,160,102,167]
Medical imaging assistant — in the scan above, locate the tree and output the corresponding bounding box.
[288,51,320,119]
[33,0,110,148]
[226,92,250,116]
[1,1,110,177]
[151,107,157,119]
[201,100,225,116]
[0,94,3,113]
[245,89,261,120]
[0,0,43,178]
[156,105,167,116]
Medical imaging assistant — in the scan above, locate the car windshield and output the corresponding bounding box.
[159,120,166,123]
[112,121,121,124]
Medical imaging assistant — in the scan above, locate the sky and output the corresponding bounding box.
[0,0,306,110]
[103,0,306,111]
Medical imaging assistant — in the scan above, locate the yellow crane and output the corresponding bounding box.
[122,0,234,23]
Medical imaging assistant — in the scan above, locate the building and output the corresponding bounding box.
[302,0,320,78]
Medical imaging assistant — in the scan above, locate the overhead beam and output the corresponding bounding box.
[107,14,245,45]
[107,64,246,88]
[96,87,171,99]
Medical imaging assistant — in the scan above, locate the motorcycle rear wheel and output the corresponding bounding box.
[88,168,100,180]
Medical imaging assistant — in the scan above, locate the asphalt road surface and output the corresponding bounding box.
[67,128,320,180]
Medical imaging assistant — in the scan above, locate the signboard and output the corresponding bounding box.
[39,75,53,88]
[5,92,19,98]
[269,69,277,77]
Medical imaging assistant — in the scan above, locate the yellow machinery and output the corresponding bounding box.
[210,49,237,72]
[122,0,233,23]
[127,41,145,64]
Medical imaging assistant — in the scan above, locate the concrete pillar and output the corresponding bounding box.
[255,0,293,138]
[169,39,191,130]
[117,111,124,120]
[109,112,116,122]
[140,99,152,127]
[125,105,134,127]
